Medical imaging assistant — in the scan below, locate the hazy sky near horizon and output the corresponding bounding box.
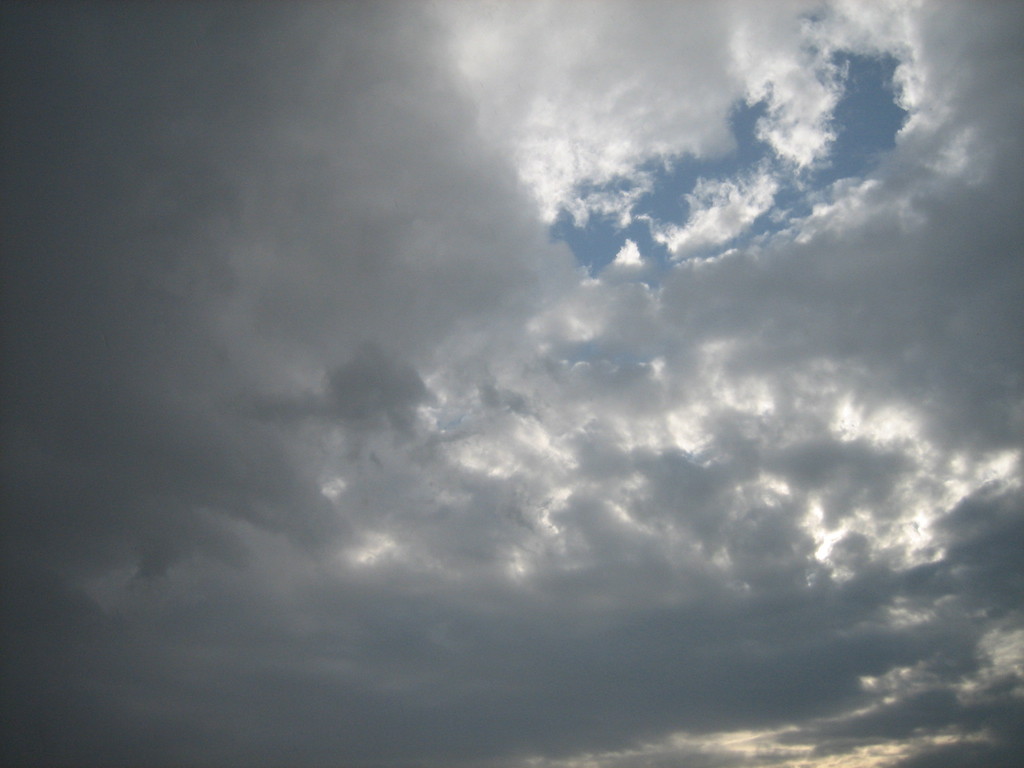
[2,2,1023,766]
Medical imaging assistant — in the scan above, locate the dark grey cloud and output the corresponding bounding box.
[3,2,1023,768]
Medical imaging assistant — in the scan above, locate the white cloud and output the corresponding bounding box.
[611,238,643,269]
[440,0,741,223]
[730,11,843,168]
[441,0,892,229]
[647,166,779,256]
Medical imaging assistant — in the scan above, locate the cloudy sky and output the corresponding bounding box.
[2,2,1023,766]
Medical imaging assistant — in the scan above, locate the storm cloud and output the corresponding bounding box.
[2,2,1022,767]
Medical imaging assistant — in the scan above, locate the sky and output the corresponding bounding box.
[1,2,1022,767]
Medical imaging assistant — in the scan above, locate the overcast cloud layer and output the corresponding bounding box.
[2,2,1023,767]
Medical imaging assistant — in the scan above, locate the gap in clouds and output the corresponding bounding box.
[824,52,908,184]
[551,52,907,277]
[548,208,668,277]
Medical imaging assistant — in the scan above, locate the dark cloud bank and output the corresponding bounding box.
[2,3,1022,767]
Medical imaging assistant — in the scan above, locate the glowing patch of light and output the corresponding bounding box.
[832,398,919,447]
[527,718,990,768]
[958,626,1024,702]
[761,474,792,497]
[348,532,398,567]
[449,435,520,479]
[979,449,1021,487]
[594,471,648,535]
[752,472,794,508]
[805,498,844,563]
[980,627,1024,674]
[665,407,712,455]
[697,340,776,418]
[506,548,531,581]
[320,477,348,501]
[883,597,937,629]
[859,661,940,706]
[528,282,607,343]
[649,356,666,381]
[514,418,577,471]
[537,486,572,536]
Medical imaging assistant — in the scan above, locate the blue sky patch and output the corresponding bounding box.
[820,52,907,185]
[549,209,669,275]
[551,53,907,276]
